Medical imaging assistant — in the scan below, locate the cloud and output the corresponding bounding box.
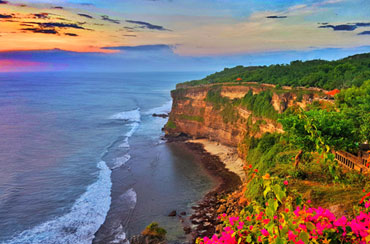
[78,13,93,19]
[32,13,50,19]
[102,44,173,51]
[0,59,47,72]
[20,21,87,35]
[24,22,86,29]
[126,20,171,31]
[355,22,370,27]
[65,33,78,36]
[358,31,370,35]
[318,22,370,31]
[266,15,287,19]
[21,28,58,34]
[101,15,120,24]
[319,24,357,31]
[0,14,13,19]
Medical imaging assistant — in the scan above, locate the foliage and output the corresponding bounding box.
[205,86,230,109]
[165,120,176,129]
[240,90,278,120]
[204,86,239,123]
[181,53,370,90]
[179,114,204,122]
[200,200,370,244]
[279,108,359,153]
[198,171,370,244]
[142,222,167,239]
[335,80,370,143]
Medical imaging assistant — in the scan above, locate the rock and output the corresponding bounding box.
[203,222,212,227]
[152,113,168,118]
[168,210,177,217]
[180,211,186,216]
[183,226,192,234]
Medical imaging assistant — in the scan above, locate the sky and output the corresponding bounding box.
[0,0,369,72]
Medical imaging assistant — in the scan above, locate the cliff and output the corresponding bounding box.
[165,83,323,150]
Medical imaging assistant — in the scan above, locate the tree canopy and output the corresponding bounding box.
[181,53,370,90]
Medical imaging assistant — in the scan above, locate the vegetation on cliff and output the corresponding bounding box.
[181,53,370,90]
[166,53,370,244]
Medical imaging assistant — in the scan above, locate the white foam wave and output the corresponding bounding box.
[119,188,137,210]
[125,122,139,137]
[109,225,129,244]
[109,189,137,244]
[111,154,131,170]
[110,108,141,122]
[6,161,112,244]
[119,138,130,149]
[144,101,172,115]
[119,122,140,148]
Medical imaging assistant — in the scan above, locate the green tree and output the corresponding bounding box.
[279,108,359,167]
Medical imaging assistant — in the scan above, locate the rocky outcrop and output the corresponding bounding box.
[165,84,320,148]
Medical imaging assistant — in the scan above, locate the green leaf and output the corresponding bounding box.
[246,235,252,243]
[272,184,286,203]
[299,231,310,244]
[274,237,285,244]
[306,222,315,231]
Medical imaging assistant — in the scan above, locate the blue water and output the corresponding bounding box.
[0,72,215,244]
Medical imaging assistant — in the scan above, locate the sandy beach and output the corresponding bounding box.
[189,139,245,181]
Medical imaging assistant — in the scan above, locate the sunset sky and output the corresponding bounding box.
[0,0,369,72]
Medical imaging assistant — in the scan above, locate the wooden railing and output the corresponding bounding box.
[335,151,368,173]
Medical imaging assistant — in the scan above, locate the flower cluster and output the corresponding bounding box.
[199,199,370,244]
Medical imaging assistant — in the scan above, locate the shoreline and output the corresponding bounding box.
[168,138,243,242]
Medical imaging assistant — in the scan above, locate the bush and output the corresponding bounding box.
[142,222,167,240]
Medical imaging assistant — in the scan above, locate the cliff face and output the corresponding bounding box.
[165,84,320,148]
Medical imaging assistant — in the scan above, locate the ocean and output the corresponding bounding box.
[0,72,216,244]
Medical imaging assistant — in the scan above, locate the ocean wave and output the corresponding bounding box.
[118,122,140,149]
[111,154,131,170]
[119,188,137,210]
[109,225,129,244]
[107,189,137,244]
[125,122,140,137]
[144,101,172,115]
[5,161,112,244]
[110,108,141,122]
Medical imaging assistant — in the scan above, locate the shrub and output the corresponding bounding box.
[142,222,167,240]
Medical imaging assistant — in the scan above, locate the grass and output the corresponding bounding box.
[165,120,176,129]
[179,114,204,122]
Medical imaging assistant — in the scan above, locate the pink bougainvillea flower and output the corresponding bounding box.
[263,218,270,224]
[261,229,269,237]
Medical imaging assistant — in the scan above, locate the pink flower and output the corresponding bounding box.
[288,230,297,241]
[249,225,253,231]
[261,229,269,237]
[284,180,288,186]
[237,221,244,230]
[365,201,370,209]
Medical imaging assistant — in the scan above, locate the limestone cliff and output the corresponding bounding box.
[165,83,324,149]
